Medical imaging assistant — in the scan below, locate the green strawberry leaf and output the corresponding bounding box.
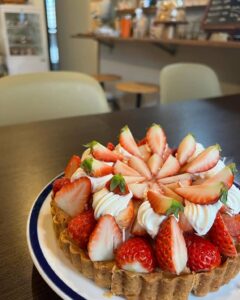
[81,158,93,175]
[84,140,98,149]
[166,200,184,218]
[228,163,238,175]
[110,174,126,193]
[220,188,228,205]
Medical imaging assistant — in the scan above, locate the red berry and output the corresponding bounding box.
[185,234,221,272]
[68,209,96,248]
[107,142,115,151]
[52,177,70,195]
[116,237,156,273]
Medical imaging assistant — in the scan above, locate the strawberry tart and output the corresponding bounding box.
[51,124,240,300]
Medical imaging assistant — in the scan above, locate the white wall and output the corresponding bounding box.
[56,0,98,74]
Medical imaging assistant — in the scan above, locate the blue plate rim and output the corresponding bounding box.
[26,174,240,300]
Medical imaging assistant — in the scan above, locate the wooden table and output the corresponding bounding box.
[0,94,240,299]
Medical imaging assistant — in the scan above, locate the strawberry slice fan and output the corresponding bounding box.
[51,124,240,300]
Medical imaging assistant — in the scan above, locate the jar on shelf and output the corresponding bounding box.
[120,14,132,38]
[133,8,148,38]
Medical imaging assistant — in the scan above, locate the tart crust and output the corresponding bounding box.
[51,200,240,300]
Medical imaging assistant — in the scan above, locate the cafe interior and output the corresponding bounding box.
[0,1,240,300]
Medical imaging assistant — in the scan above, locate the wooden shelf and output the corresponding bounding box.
[73,33,240,50]
[153,20,188,25]
[115,5,206,15]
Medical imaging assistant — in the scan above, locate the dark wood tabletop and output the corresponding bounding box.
[0,93,240,300]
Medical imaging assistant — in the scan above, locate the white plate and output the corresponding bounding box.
[27,177,240,300]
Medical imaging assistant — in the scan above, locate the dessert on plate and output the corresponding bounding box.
[50,124,240,300]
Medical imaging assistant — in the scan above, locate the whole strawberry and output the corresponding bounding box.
[185,234,221,272]
[116,237,156,273]
[68,209,96,249]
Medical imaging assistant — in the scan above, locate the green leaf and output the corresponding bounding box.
[83,140,98,149]
[220,188,228,205]
[110,174,126,193]
[120,125,129,133]
[166,200,184,218]
[81,158,93,175]
[228,163,238,175]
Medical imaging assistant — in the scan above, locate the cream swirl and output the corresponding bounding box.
[226,184,240,215]
[184,200,222,236]
[71,168,113,192]
[92,188,132,220]
[137,201,166,238]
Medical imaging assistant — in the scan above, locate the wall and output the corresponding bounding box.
[55,0,98,74]
[100,42,240,95]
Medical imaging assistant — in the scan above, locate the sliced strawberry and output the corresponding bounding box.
[128,182,148,199]
[86,141,122,162]
[131,199,147,236]
[123,176,145,184]
[68,209,96,248]
[119,126,141,157]
[155,216,187,274]
[159,184,183,202]
[178,212,193,232]
[131,220,147,236]
[55,177,91,217]
[137,137,147,146]
[105,174,129,195]
[203,163,236,189]
[116,237,156,273]
[81,157,112,177]
[158,173,193,184]
[52,177,70,195]
[164,179,192,191]
[88,215,122,261]
[162,145,172,162]
[147,190,184,217]
[175,182,226,205]
[107,142,115,151]
[176,134,196,166]
[221,213,240,237]
[185,234,221,272]
[146,124,166,157]
[147,153,163,176]
[181,144,221,174]
[113,160,141,177]
[138,144,151,162]
[116,200,134,229]
[128,156,152,180]
[64,155,81,179]
[209,212,237,257]
[156,155,180,179]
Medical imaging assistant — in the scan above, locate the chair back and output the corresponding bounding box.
[0,71,109,126]
[160,63,222,104]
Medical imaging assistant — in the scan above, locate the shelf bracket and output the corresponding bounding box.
[152,42,177,55]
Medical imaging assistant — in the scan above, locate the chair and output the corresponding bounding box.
[0,71,110,126]
[160,63,222,104]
